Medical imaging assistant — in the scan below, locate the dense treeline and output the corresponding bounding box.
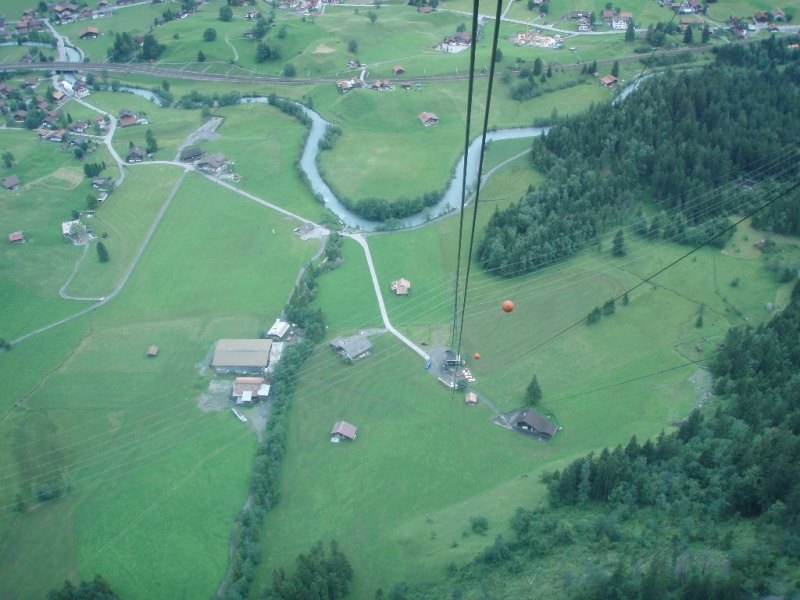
[479,37,800,277]
[263,541,353,600]
[47,575,119,599]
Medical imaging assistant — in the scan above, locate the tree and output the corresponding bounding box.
[683,24,693,44]
[37,0,48,14]
[161,79,170,92]
[96,241,109,263]
[145,129,158,154]
[610,60,619,78]
[348,38,358,53]
[625,19,635,42]
[587,306,602,324]
[219,5,233,21]
[494,48,503,62]
[367,10,378,23]
[283,63,296,77]
[86,194,99,210]
[2,151,14,168]
[197,50,206,62]
[48,575,119,600]
[141,33,166,60]
[203,27,217,41]
[456,23,467,33]
[612,229,626,256]
[623,292,629,306]
[701,23,710,43]
[470,516,489,535]
[526,375,542,404]
[602,298,616,315]
[256,42,280,62]
[533,57,543,76]
[277,25,287,39]
[696,313,703,327]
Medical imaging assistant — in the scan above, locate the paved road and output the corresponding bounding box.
[345,233,430,362]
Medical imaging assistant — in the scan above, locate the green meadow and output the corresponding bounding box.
[256,185,795,596]
[0,163,318,599]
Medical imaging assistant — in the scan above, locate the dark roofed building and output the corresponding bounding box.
[212,338,272,374]
[180,145,204,162]
[127,146,146,163]
[331,420,357,442]
[330,335,373,362]
[515,408,558,439]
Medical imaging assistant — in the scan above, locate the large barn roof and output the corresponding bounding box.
[212,339,272,368]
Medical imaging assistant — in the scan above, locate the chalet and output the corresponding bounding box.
[611,12,632,29]
[93,114,108,129]
[36,101,49,112]
[51,89,65,102]
[331,420,357,442]
[392,65,405,74]
[92,176,113,190]
[601,9,615,23]
[418,112,439,127]
[80,7,93,18]
[577,17,592,31]
[337,79,355,93]
[232,376,270,405]
[770,8,786,20]
[465,391,478,405]
[3,175,20,190]
[146,345,159,357]
[195,153,228,174]
[73,81,90,97]
[80,26,98,39]
[48,129,66,143]
[8,231,24,243]
[12,109,27,122]
[330,335,372,362]
[754,10,769,23]
[211,338,272,374]
[70,134,88,147]
[266,319,291,341]
[390,278,411,295]
[179,145,204,162]
[444,31,472,45]
[418,5,433,12]
[127,146,146,163]
[600,74,618,87]
[69,120,89,133]
[118,114,137,127]
[515,408,558,439]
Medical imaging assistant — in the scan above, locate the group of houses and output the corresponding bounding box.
[513,31,563,49]
[435,30,473,53]
[211,320,293,406]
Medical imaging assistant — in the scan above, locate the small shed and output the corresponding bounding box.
[266,319,291,340]
[393,65,405,74]
[418,112,439,127]
[8,231,24,243]
[465,391,478,405]
[331,420,357,442]
[390,278,411,295]
[146,345,159,357]
[3,175,20,190]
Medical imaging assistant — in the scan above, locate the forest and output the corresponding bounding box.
[373,281,800,599]
[478,36,800,277]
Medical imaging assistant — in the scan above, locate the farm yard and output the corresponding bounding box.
[1,0,799,597]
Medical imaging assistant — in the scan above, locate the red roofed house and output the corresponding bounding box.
[331,420,357,442]
[393,65,405,74]
[600,74,618,87]
[418,112,439,127]
[8,231,24,243]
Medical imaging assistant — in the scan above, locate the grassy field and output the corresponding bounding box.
[314,76,605,201]
[0,168,319,599]
[253,136,796,595]
[0,129,102,340]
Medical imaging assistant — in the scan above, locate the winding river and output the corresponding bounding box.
[118,90,550,231]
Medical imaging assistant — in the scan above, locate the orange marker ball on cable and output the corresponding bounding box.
[501,300,515,313]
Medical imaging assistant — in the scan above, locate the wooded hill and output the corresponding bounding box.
[478,37,800,277]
